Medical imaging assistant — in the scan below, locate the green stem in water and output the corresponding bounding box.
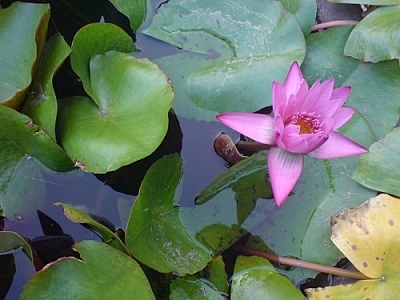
[234,245,372,281]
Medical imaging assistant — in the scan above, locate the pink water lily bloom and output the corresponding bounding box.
[217,62,367,206]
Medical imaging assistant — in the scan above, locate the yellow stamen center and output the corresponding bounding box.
[286,112,322,134]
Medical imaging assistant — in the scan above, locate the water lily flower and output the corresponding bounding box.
[217,62,367,206]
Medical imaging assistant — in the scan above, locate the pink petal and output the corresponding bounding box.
[331,86,351,107]
[272,82,289,117]
[308,131,367,159]
[283,62,304,97]
[216,112,275,145]
[332,107,356,130]
[268,147,304,206]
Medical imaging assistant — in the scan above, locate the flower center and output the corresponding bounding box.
[286,111,323,134]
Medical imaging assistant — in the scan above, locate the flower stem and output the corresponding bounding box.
[311,20,359,32]
[234,245,372,280]
[236,141,271,152]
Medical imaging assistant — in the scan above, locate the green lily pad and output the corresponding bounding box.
[0,2,49,108]
[55,202,130,255]
[57,51,174,173]
[20,240,155,300]
[70,22,137,99]
[125,154,211,275]
[231,256,305,299]
[21,33,70,140]
[109,0,146,30]
[149,0,307,121]
[202,255,228,293]
[170,276,225,300]
[344,5,400,63]
[353,127,400,197]
[0,105,73,173]
[306,194,400,299]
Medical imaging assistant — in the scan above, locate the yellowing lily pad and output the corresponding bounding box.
[306,194,400,299]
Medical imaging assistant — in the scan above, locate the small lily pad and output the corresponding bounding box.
[57,51,174,173]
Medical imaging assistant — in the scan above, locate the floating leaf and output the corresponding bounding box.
[149,0,307,121]
[344,5,400,63]
[170,276,225,300]
[70,22,137,98]
[0,2,50,107]
[126,154,211,275]
[306,194,400,299]
[109,0,146,30]
[353,127,400,197]
[0,105,73,174]
[58,51,174,173]
[0,231,34,263]
[231,256,305,299]
[21,33,71,139]
[55,202,129,255]
[20,240,155,300]
[280,0,317,35]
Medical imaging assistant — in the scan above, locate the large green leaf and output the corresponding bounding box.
[58,51,174,173]
[0,105,73,173]
[70,22,137,99]
[148,0,307,121]
[0,2,49,108]
[109,0,147,30]
[126,154,211,275]
[353,127,400,197]
[302,26,400,142]
[231,256,305,299]
[344,5,400,63]
[21,34,71,140]
[0,231,34,263]
[20,240,155,300]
